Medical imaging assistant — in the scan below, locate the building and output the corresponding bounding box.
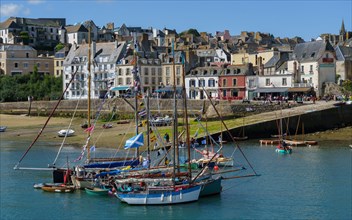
[0,17,65,48]
[219,64,254,100]
[0,44,53,76]
[63,41,126,100]
[186,66,221,100]
[335,45,352,84]
[287,39,336,97]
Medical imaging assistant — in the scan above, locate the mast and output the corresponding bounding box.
[146,88,151,168]
[172,39,178,186]
[87,26,92,160]
[181,53,192,181]
[133,33,139,159]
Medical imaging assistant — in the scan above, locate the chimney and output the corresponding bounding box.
[293,61,299,83]
[92,41,96,59]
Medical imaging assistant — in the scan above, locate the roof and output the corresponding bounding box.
[64,41,126,65]
[264,55,280,68]
[65,24,88,33]
[0,20,21,29]
[293,40,334,62]
[254,87,288,93]
[0,44,36,51]
[287,87,312,92]
[110,86,130,91]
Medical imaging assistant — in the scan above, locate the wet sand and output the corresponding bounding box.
[0,114,140,148]
[1,113,351,148]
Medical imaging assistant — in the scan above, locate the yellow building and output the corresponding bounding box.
[0,44,53,76]
[231,48,279,67]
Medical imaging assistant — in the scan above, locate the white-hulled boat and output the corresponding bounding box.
[58,129,75,137]
[116,184,201,205]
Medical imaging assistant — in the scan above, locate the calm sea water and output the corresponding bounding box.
[0,139,351,220]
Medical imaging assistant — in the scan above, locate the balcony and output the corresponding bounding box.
[293,83,313,88]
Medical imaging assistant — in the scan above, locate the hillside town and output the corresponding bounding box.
[1,17,351,101]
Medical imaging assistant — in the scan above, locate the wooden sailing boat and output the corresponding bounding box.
[275,115,292,154]
[115,41,201,205]
[233,113,248,141]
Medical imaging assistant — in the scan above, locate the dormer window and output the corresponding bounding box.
[311,52,315,57]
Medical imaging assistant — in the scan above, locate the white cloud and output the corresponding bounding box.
[27,0,45,4]
[0,3,24,17]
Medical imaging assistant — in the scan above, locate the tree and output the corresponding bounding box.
[20,31,30,45]
[55,43,65,52]
[342,80,352,92]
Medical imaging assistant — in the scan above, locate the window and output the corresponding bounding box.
[282,78,287,86]
[158,68,162,76]
[301,66,304,73]
[176,67,180,75]
[23,63,28,68]
[176,78,180,85]
[14,63,18,68]
[37,63,40,68]
[208,79,215,87]
[144,67,149,76]
[248,79,255,88]
[199,79,205,87]
[26,53,29,58]
[265,78,270,86]
[56,61,59,66]
[189,79,196,87]
[118,69,122,75]
[310,65,313,72]
[233,78,237,86]
[45,63,49,68]
[126,68,130,75]
[144,77,149,84]
[231,89,238,97]
[222,79,227,86]
[151,68,156,76]
[166,67,170,76]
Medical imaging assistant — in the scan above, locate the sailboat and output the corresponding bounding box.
[233,113,248,141]
[70,35,142,189]
[115,41,202,205]
[275,116,292,154]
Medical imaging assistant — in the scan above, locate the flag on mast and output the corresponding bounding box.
[124,133,144,149]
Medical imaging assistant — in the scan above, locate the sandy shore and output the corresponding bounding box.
[0,114,142,148]
[1,113,351,148]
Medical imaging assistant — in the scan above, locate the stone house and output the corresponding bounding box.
[0,44,53,76]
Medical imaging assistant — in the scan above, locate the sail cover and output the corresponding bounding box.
[124,133,144,149]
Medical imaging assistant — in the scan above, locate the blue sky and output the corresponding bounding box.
[1,0,351,41]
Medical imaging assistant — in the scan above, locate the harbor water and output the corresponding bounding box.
[0,140,351,219]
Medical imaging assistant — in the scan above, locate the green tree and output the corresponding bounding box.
[55,43,65,52]
[342,80,352,92]
[19,31,30,45]
[0,66,62,102]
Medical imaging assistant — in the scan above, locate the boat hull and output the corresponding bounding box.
[275,148,292,154]
[199,177,222,197]
[116,185,201,205]
[83,159,139,169]
[85,187,109,196]
[41,185,75,193]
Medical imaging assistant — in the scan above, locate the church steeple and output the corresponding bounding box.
[340,19,346,35]
[339,20,346,43]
